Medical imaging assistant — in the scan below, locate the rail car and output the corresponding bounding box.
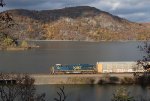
[50,64,97,74]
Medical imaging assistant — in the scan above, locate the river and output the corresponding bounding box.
[0,41,149,101]
[36,84,150,101]
[0,41,144,73]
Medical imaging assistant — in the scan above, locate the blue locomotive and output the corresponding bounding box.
[50,64,97,74]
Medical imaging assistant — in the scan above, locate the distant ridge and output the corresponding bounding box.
[0,6,150,41]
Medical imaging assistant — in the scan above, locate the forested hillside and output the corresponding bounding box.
[0,6,150,41]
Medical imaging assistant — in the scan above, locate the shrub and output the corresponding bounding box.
[112,87,135,101]
[21,40,29,48]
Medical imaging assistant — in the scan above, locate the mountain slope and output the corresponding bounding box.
[0,6,150,41]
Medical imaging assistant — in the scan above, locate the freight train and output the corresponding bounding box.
[50,62,145,74]
[50,64,97,74]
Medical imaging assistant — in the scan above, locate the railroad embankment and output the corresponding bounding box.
[31,73,140,85]
[1,73,149,85]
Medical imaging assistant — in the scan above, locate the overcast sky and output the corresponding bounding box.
[0,0,150,22]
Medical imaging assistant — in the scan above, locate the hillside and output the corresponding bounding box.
[0,6,150,41]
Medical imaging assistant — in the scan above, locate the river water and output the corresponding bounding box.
[0,41,144,73]
[0,41,149,100]
[36,85,150,101]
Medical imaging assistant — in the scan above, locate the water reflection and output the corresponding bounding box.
[36,85,150,101]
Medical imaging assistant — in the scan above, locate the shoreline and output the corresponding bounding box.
[26,39,149,43]
[1,73,149,85]
[0,39,146,51]
[30,73,137,85]
[0,46,40,51]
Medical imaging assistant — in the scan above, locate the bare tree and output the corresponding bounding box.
[0,13,15,31]
[54,86,67,101]
[135,42,150,85]
[0,0,18,49]
[0,73,45,101]
[0,0,15,29]
[0,73,20,101]
[137,42,150,71]
[0,0,5,7]
[17,74,45,101]
[17,74,36,101]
